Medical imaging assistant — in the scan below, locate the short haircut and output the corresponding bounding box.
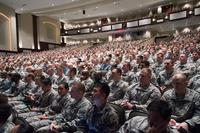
[95,82,110,98]
[60,82,69,90]
[11,73,21,81]
[114,68,122,75]
[73,81,85,93]
[141,60,150,67]
[70,67,77,75]
[137,55,143,60]
[147,100,172,119]
[192,49,199,54]
[0,94,8,104]
[41,78,52,86]
[172,73,187,81]
[27,73,35,80]
[81,70,89,77]
[141,68,152,77]
[0,103,12,123]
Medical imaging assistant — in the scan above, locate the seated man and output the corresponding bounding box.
[35,81,92,132]
[162,73,200,133]
[9,73,37,103]
[108,68,129,102]
[76,82,119,133]
[18,78,57,116]
[174,53,196,78]
[120,68,161,117]
[157,59,175,93]
[3,73,25,97]
[0,103,15,133]
[25,82,71,123]
[118,100,180,133]
[188,73,200,93]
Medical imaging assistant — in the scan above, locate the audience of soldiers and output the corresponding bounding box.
[0,31,200,133]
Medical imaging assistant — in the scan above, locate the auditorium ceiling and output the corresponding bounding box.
[0,0,194,23]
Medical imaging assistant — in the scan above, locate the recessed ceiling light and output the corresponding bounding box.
[121,9,124,12]
[51,3,55,6]
[96,6,98,9]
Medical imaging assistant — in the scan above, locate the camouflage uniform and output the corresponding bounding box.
[55,74,67,85]
[157,70,174,90]
[26,93,71,123]
[162,88,200,129]
[123,83,161,112]
[118,116,180,133]
[81,78,94,93]
[122,71,136,85]
[174,62,196,78]
[0,119,15,133]
[76,103,119,133]
[151,62,164,77]
[48,74,58,84]
[35,97,92,132]
[9,81,37,101]
[188,74,200,93]
[66,76,80,88]
[4,80,25,96]
[189,58,200,70]
[18,88,57,117]
[108,80,129,102]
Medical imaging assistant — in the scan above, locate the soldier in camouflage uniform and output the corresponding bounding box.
[47,68,58,85]
[26,82,71,123]
[174,53,196,78]
[80,70,94,98]
[122,62,136,85]
[188,50,200,70]
[18,78,57,117]
[108,68,129,102]
[120,68,161,116]
[151,51,164,77]
[3,73,25,97]
[35,81,92,132]
[162,73,200,132]
[157,59,175,93]
[9,73,37,102]
[76,82,119,133]
[188,73,200,93]
[66,67,80,88]
[55,66,67,86]
[118,100,180,133]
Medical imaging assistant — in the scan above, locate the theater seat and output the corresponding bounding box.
[109,102,125,127]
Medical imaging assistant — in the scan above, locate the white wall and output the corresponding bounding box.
[38,16,60,44]
[0,3,17,51]
[18,13,34,49]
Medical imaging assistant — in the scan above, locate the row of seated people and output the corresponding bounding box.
[0,82,186,133]
[0,69,199,133]
[0,31,199,133]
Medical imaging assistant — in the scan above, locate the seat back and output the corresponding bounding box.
[109,102,125,127]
